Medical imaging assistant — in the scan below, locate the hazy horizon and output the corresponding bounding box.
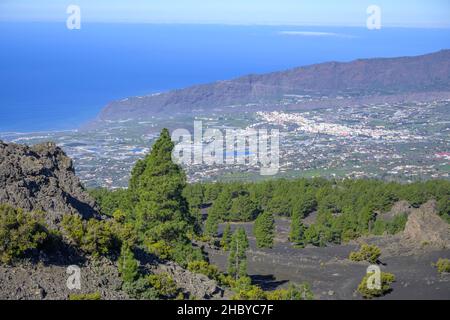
[1,0,450,28]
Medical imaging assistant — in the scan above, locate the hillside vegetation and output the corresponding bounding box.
[92,172,449,248]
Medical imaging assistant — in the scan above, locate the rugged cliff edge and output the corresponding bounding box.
[0,140,100,227]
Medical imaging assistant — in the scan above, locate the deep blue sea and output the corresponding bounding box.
[0,22,449,132]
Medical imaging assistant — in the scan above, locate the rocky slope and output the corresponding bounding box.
[0,140,225,300]
[0,258,127,300]
[97,50,450,121]
[0,255,224,300]
[0,140,100,228]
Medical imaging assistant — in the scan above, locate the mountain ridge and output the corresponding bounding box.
[96,49,450,122]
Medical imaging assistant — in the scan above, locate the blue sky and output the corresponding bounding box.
[0,0,449,27]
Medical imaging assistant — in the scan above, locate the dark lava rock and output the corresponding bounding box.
[0,258,128,300]
[0,140,100,228]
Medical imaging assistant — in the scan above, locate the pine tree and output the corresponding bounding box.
[266,196,291,217]
[357,205,376,235]
[291,192,317,219]
[183,184,204,210]
[204,190,232,237]
[227,227,249,280]
[203,183,223,203]
[290,209,306,247]
[230,194,259,221]
[210,190,232,221]
[220,223,232,250]
[118,245,139,283]
[204,209,219,238]
[253,211,275,248]
[132,128,193,244]
[127,158,147,207]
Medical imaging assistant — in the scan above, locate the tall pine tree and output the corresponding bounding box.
[227,227,249,280]
[182,184,204,234]
[204,210,219,238]
[253,211,275,248]
[204,190,231,237]
[118,244,139,283]
[210,190,232,221]
[290,210,307,247]
[220,223,232,250]
[131,128,194,245]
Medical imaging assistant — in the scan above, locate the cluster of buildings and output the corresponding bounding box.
[2,99,449,187]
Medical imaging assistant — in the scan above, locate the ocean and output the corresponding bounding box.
[0,22,449,132]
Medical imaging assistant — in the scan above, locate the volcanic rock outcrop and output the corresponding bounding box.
[402,201,450,249]
[0,140,100,227]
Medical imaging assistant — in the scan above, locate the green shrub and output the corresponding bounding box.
[230,195,259,221]
[146,240,172,260]
[61,215,116,257]
[61,214,136,257]
[349,244,381,264]
[265,283,314,300]
[230,277,314,301]
[122,277,159,300]
[437,198,450,223]
[147,239,204,267]
[0,204,48,264]
[169,242,204,268]
[69,292,101,300]
[83,219,115,255]
[187,261,220,279]
[435,258,450,274]
[110,218,138,248]
[147,273,179,298]
[357,272,395,299]
[373,214,408,235]
[231,276,266,300]
[386,214,408,234]
[187,260,235,287]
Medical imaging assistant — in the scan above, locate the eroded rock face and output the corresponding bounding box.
[402,201,450,249]
[0,140,100,227]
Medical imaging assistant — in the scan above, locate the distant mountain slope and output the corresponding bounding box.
[98,50,450,121]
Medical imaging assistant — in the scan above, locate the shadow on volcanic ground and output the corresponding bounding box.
[204,219,450,300]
